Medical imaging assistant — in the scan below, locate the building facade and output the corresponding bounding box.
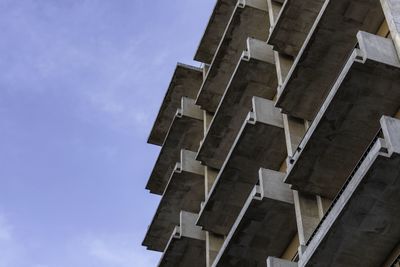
[143,0,400,266]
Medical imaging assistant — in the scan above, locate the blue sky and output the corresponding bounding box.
[0,0,214,266]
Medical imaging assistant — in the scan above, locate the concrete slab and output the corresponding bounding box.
[197,97,287,235]
[196,0,269,113]
[285,32,400,199]
[299,116,400,267]
[158,211,206,267]
[146,97,203,195]
[148,63,203,146]
[276,0,384,120]
[194,0,237,64]
[267,257,298,267]
[143,150,205,252]
[212,169,296,267]
[268,0,325,57]
[197,38,277,169]
[380,0,400,58]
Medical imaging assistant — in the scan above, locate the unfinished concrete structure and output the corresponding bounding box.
[143,0,400,266]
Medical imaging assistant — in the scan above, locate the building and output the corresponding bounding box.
[143,0,400,266]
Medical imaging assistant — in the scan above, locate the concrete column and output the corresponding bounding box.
[206,232,224,267]
[267,257,298,267]
[316,195,331,220]
[205,166,218,197]
[283,115,306,158]
[380,0,400,58]
[293,191,320,246]
[274,52,294,94]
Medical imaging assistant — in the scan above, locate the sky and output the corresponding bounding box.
[0,0,215,266]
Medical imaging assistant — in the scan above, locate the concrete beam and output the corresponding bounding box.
[194,0,236,64]
[268,0,324,57]
[196,0,269,113]
[143,150,205,252]
[211,169,296,267]
[276,0,384,120]
[285,32,400,199]
[158,211,206,267]
[197,38,277,169]
[197,97,287,235]
[380,0,400,58]
[299,116,400,267]
[267,257,298,267]
[148,63,203,146]
[146,97,203,195]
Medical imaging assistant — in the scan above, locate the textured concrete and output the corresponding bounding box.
[299,116,400,267]
[197,38,277,169]
[197,97,287,235]
[268,0,324,57]
[285,32,400,199]
[267,257,298,267]
[276,0,384,120]
[212,169,296,267]
[148,63,203,146]
[146,97,203,195]
[143,150,204,252]
[194,0,236,64]
[158,211,206,267]
[380,0,400,58]
[196,0,269,113]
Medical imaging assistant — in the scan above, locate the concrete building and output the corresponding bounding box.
[143,0,400,266]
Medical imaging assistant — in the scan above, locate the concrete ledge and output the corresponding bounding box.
[212,169,296,267]
[380,0,400,58]
[267,257,298,267]
[194,0,236,64]
[197,38,277,169]
[267,0,324,57]
[276,0,384,120]
[148,63,203,146]
[196,0,269,113]
[299,116,400,267]
[197,97,286,235]
[158,211,206,267]
[146,97,203,195]
[143,150,204,252]
[285,32,400,199]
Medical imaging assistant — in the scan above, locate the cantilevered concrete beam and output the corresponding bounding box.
[158,211,206,267]
[381,0,400,58]
[197,97,287,235]
[143,150,204,252]
[146,97,203,195]
[212,169,296,267]
[196,0,269,113]
[197,38,277,169]
[276,0,384,120]
[267,0,324,57]
[299,116,400,267]
[148,63,203,146]
[194,0,236,64]
[285,32,400,199]
[267,257,297,267]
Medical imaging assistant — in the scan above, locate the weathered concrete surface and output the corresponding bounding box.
[143,150,204,252]
[380,0,400,58]
[194,0,236,64]
[267,257,298,267]
[299,117,400,267]
[268,0,325,57]
[196,0,269,113]
[146,97,203,195]
[148,63,203,146]
[276,0,384,120]
[212,169,296,267]
[197,38,277,169]
[285,32,400,199]
[197,97,287,235]
[158,211,206,267]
